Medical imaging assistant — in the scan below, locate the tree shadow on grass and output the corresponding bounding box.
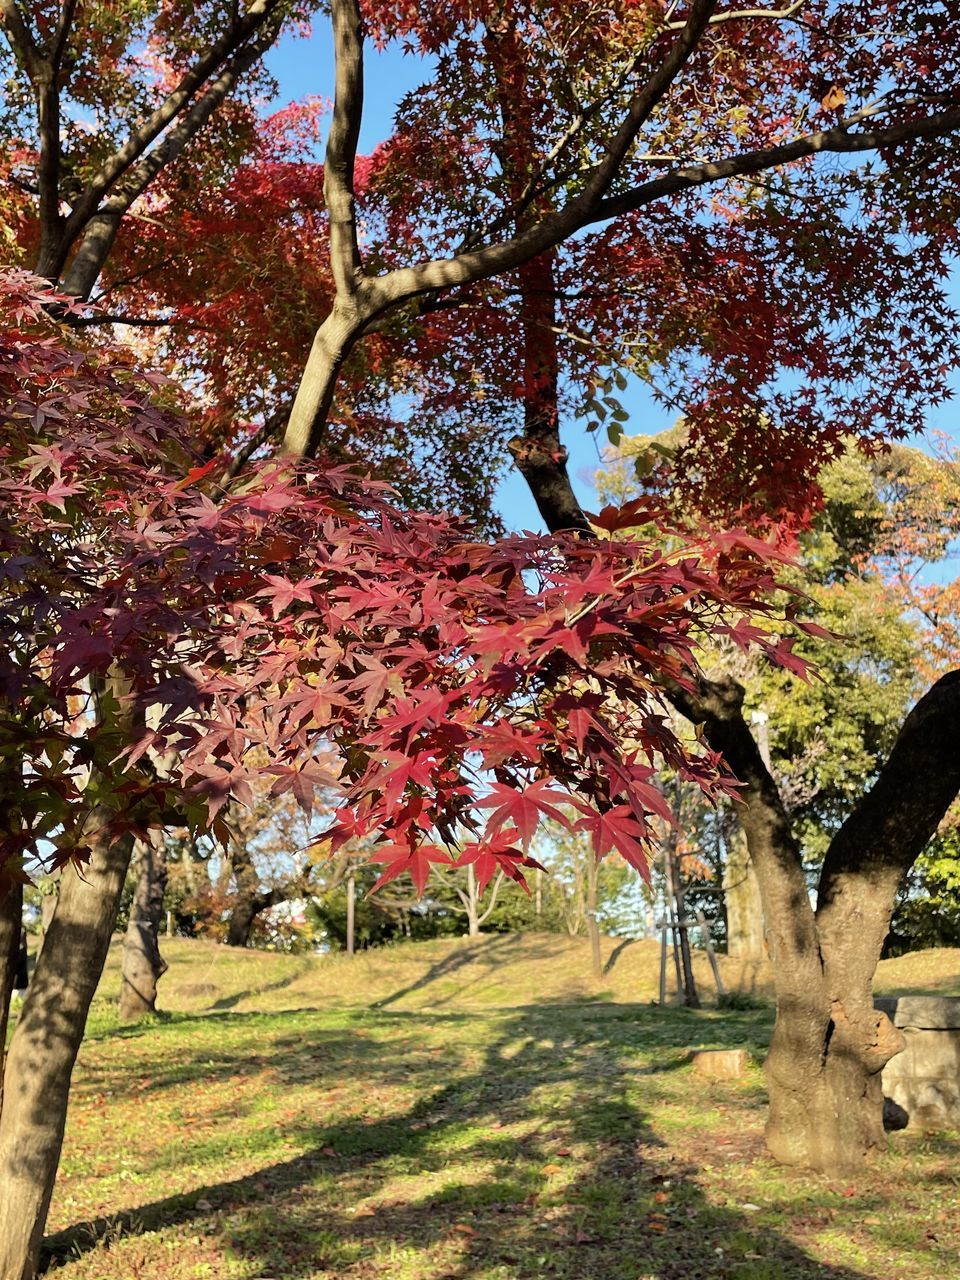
[602,936,636,975]
[206,957,313,1011]
[42,1003,932,1279]
[370,932,567,1010]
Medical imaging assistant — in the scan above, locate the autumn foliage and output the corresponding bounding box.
[1,270,807,893]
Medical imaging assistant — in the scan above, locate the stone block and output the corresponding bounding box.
[877,995,960,1129]
[691,1048,750,1078]
[875,995,960,1029]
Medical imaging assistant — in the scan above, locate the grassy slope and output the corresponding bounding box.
[27,937,960,1280]
[91,932,960,1018]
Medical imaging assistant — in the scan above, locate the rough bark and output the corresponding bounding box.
[0,826,133,1280]
[118,839,169,1022]
[225,842,275,948]
[0,882,23,1116]
[668,670,960,1172]
[723,826,765,960]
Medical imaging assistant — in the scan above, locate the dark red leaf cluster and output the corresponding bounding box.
[1,271,801,892]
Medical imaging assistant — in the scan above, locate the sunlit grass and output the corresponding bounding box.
[34,954,960,1280]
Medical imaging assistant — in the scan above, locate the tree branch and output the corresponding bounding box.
[62,16,283,299]
[594,103,960,221]
[50,0,78,70]
[477,870,505,925]
[285,0,717,455]
[817,669,960,913]
[223,405,289,481]
[324,0,365,297]
[666,0,807,30]
[0,0,43,81]
[59,0,282,268]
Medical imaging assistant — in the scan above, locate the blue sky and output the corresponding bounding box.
[266,24,958,535]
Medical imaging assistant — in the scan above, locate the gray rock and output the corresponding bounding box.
[875,995,960,1029]
[877,995,960,1129]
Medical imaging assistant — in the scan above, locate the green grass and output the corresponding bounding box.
[21,936,960,1279]
[87,931,960,1019]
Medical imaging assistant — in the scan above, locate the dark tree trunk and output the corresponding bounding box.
[119,839,169,1021]
[669,670,960,1173]
[225,891,273,947]
[0,825,134,1280]
[663,827,700,1008]
[224,843,275,948]
[0,882,24,1116]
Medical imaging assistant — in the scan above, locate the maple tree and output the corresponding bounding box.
[598,426,960,1166]
[0,271,800,1278]
[1,0,960,1245]
[4,2,960,530]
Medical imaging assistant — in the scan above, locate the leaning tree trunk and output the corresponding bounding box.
[224,842,275,948]
[119,839,169,1022]
[0,882,23,1115]
[0,824,134,1280]
[672,669,960,1174]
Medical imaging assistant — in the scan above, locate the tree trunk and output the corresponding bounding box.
[119,839,169,1022]
[465,864,480,938]
[668,670,960,1173]
[0,826,133,1280]
[586,855,603,980]
[346,873,356,956]
[225,892,270,948]
[225,843,273,947]
[0,883,24,1115]
[723,826,765,960]
[37,886,58,959]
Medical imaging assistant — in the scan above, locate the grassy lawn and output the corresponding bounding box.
[29,939,960,1280]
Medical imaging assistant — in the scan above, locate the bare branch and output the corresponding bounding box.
[595,103,960,221]
[223,405,289,481]
[667,0,807,30]
[477,870,505,925]
[69,312,175,328]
